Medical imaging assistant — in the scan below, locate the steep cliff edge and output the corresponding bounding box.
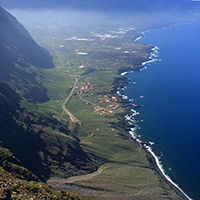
[0,7,95,182]
[0,6,54,102]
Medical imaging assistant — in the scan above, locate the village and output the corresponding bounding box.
[76,77,120,115]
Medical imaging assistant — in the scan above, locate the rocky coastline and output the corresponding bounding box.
[112,46,190,200]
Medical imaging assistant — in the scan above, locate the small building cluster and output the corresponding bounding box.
[103,94,118,103]
[94,106,107,114]
[94,94,120,114]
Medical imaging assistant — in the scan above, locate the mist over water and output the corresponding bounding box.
[8,8,196,32]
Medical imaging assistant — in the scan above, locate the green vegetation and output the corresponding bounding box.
[0,145,81,200]
[31,24,184,199]
[0,6,54,102]
[0,7,187,200]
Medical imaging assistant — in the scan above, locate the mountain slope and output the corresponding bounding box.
[0,6,54,102]
[0,144,81,200]
[0,7,97,182]
[0,81,96,181]
[0,81,50,180]
[0,6,54,69]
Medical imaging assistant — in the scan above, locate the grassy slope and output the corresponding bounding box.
[32,25,185,199]
[0,145,81,200]
[1,8,195,200]
[0,80,96,183]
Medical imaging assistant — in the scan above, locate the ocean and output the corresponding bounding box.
[120,22,200,200]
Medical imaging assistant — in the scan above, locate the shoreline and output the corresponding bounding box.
[114,76,191,200]
[114,31,192,200]
[117,72,191,200]
[143,144,191,200]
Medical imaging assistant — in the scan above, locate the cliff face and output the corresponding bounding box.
[0,81,50,180]
[0,8,95,181]
[0,6,54,102]
[0,6,54,69]
[0,81,94,181]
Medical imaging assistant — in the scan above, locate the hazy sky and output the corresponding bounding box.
[1,0,199,12]
[2,0,200,35]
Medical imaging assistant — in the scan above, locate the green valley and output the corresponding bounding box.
[0,6,194,200]
[28,21,186,200]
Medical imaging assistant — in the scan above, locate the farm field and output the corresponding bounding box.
[28,23,183,199]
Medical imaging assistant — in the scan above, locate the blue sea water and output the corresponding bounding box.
[121,22,200,200]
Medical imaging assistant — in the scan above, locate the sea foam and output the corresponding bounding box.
[121,71,127,76]
[116,60,192,200]
[145,145,192,200]
[134,36,142,41]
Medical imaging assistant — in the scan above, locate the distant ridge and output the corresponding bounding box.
[0,0,199,12]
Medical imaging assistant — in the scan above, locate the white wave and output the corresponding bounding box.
[142,29,151,35]
[145,146,192,200]
[125,115,134,122]
[129,131,138,139]
[121,71,127,76]
[150,52,158,57]
[149,141,155,145]
[116,29,192,200]
[142,58,160,66]
[122,95,128,99]
[136,138,141,142]
[125,111,139,123]
[130,127,137,131]
[125,103,192,200]
[130,109,137,116]
[135,36,142,41]
[140,66,147,71]
[128,121,134,125]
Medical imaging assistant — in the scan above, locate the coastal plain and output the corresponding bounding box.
[24,21,188,199]
[1,3,200,198]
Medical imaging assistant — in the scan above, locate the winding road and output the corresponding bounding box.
[49,39,106,130]
[62,78,79,123]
